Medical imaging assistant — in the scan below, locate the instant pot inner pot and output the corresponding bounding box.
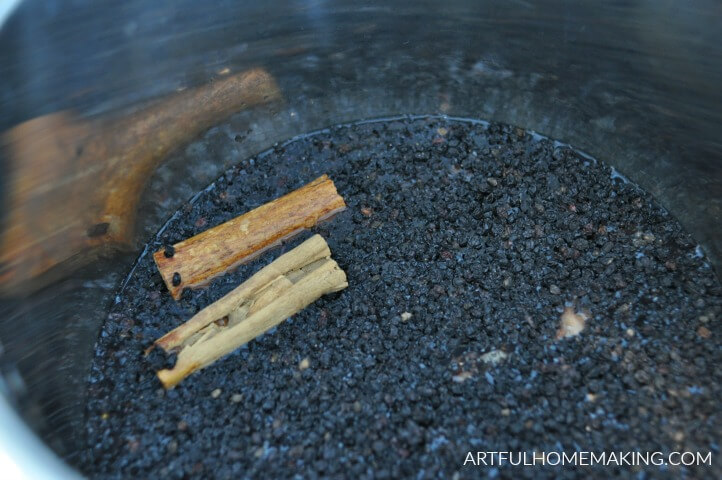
[0,0,720,478]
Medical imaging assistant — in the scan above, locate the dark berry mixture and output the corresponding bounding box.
[80,117,721,479]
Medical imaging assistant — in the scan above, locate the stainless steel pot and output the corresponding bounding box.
[0,1,720,477]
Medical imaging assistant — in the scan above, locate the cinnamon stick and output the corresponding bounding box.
[153,175,346,299]
[153,234,347,388]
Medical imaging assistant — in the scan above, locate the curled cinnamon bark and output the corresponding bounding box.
[153,234,347,389]
[153,175,346,299]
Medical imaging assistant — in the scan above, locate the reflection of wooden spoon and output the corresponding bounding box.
[0,68,281,293]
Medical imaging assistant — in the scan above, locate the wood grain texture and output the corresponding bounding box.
[153,234,348,388]
[0,68,281,294]
[153,175,346,300]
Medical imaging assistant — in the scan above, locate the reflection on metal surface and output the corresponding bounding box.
[0,0,21,28]
[0,68,281,293]
[0,395,79,480]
